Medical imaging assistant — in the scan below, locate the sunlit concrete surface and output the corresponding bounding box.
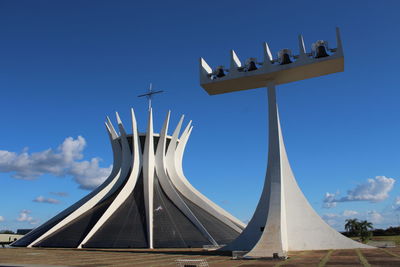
[14,109,244,249]
[1,247,400,266]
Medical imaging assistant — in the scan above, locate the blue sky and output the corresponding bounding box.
[1,0,400,231]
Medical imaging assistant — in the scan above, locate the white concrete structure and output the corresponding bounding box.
[199,28,372,258]
[13,109,245,249]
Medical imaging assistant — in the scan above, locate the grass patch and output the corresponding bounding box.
[350,235,400,245]
[369,235,400,245]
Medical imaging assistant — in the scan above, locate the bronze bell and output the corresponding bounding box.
[247,61,258,71]
[280,53,292,65]
[278,49,292,65]
[312,40,330,58]
[315,45,329,58]
[215,66,225,78]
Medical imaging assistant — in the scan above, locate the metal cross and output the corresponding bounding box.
[137,83,164,110]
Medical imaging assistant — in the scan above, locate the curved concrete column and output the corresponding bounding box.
[17,109,244,249]
[27,117,125,248]
[143,108,155,248]
[99,112,133,200]
[165,119,244,233]
[78,109,142,248]
[155,112,217,246]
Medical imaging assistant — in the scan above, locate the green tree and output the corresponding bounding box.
[0,230,15,234]
[345,218,359,237]
[358,220,373,243]
[344,219,373,243]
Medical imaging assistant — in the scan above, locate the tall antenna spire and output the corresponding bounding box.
[137,83,164,111]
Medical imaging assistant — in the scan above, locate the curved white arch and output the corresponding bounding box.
[155,112,217,246]
[99,112,133,201]
[19,123,120,248]
[24,110,245,249]
[27,118,125,248]
[165,120,244,233]
[78,108,142,248]
[143,108,155,248]
[28,112,132,248]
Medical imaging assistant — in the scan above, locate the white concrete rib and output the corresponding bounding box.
[165,119,244,233]
[99,112,133,201]
[107,116,119,139]
[143,108,155,249]
[155,112,218,246]
[25,109,245,249]
[27,118,124,248]
[18,122,120,247]
[78,109,142,248]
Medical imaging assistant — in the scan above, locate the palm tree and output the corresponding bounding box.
[359,220,373,243]
[345,218,359,237]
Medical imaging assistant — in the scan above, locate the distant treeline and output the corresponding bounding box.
[371,227,400,236]
[342,226,400,237]
[0,229,32,235]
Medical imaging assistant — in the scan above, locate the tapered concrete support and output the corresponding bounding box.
[143,108,155,249]
[223,84,372,258]
[244,84,288,257]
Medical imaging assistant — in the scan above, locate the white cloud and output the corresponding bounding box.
[342,210,358,217]
[0,136,112,190]
[0,216,4,222]
[323,213,340,219]
[323,192,337,208]
[17,210,38,225]
[323,176,395,208]
[392,196,400,211]
[50,192,68,197]
[33,196,60,204]
[368,210,384,224]
[322,213,341,228]
[70,158,112,190]
[322,210,385,230]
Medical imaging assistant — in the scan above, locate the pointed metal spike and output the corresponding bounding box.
[263,42,273,64]
[230,50,242,69]
[298,34,306,55]
[199,57,212,74]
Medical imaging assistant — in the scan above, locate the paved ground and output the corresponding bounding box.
[1,247,400,266]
